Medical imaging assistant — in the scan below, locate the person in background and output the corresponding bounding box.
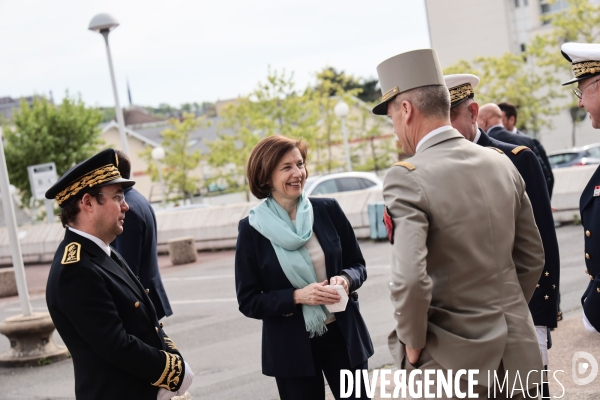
[498,101,555,197]
[235,135,373,400]
[112,150,172,320]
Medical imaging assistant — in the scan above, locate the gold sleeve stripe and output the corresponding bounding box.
[393,161,416,171]
[164,337,178,351]
[486,147,504,154]
[152,351,183,391]
[511,146,529,155]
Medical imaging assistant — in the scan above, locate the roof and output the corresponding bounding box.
[133,116,230,154]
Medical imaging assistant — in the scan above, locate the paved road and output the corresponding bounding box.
[0,224,590,399]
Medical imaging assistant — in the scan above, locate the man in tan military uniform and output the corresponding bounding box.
[373,49,544,399]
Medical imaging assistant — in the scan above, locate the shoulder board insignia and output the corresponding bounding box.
[486,146,504,154]
[61,242,81,265]
[511,145,530,155]
[393,161,416,171]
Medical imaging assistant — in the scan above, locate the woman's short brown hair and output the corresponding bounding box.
[247,135,309,199]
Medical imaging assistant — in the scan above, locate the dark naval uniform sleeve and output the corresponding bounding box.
[56,259,185,392]
[508,146,560,328]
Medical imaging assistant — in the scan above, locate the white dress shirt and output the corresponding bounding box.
[415,125,453,153]
[67,226,111,256]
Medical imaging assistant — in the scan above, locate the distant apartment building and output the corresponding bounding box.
[425,0,600,151]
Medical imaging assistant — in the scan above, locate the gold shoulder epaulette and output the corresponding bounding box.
[393,161,416,171]
[511,145,530,155]
[61,242,81,265]
[486,146,504,154]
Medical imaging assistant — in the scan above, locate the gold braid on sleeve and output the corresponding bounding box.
[164,337,179,351]
[152,351,183,391]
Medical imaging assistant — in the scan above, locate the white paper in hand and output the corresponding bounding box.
[325,285,348,313]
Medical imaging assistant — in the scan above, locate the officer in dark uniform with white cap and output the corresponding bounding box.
[445,74,560,397]
[45,148,193,399]
[562,42,600,335]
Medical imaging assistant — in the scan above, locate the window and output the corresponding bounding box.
[337,178,364,192]
[358,178,377,190]
[586,147,600,158]
[540,0,567,15]
[311,179,338,195]
[548,152,578,167]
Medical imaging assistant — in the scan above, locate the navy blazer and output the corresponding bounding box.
[235,197,374,378]
[580,166,600,331]
[478,129,560,328]
[487,126,555,197]
[112,187,172,320]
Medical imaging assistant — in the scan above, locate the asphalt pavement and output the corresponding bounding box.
[0,224,596,399]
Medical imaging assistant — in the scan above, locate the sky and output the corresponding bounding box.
[0,0,431,108]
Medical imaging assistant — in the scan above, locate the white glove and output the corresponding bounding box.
[156,362,194,400]
[175,361,194,395]
[157,388,175,400]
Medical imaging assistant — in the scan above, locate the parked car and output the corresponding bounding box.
[548,144,600,168]
[304,172,383,196]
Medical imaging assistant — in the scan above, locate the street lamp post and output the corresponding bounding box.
[89,13,129,155]
[334,100,352,172]
[151,147,167,208]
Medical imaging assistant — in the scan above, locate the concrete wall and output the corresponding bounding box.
[0,165,593,266]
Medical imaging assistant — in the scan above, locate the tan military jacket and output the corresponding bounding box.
[384,128,544,387]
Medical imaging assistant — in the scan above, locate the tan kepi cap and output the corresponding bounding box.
[444,74,480,108]
[561,42,600,85]
[372,49,445,115]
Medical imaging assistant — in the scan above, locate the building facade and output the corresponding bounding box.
[425,0,600,151]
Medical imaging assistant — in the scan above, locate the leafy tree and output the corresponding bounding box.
[444,0,600,137]
[206,68,317,198]
[308,68,361,173]
[348,103,397,172]
[141,113,204,202]
[444,54,563,136]
[313,67,380,103]
[4,94,103,204]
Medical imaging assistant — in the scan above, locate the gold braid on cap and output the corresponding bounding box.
[381,86,400,102]
[450,83,474,104]
[573,61,600,78]
[55,164,121,206]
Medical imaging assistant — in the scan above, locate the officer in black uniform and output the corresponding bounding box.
[478,103,555,197]
[444,74,560,398]
[45,149,193,399]
[561,42,600,335]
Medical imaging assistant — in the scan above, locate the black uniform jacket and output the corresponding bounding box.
[112,187,172,320]
[46,229,185,400]
[235,197,374,378]
[580,165,600,331]
[488,126,555,198]
[479,129,560,328]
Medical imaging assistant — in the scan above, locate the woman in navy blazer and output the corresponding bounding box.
[235,136,373,400]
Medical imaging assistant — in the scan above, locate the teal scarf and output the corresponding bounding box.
[249,192,330,337]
